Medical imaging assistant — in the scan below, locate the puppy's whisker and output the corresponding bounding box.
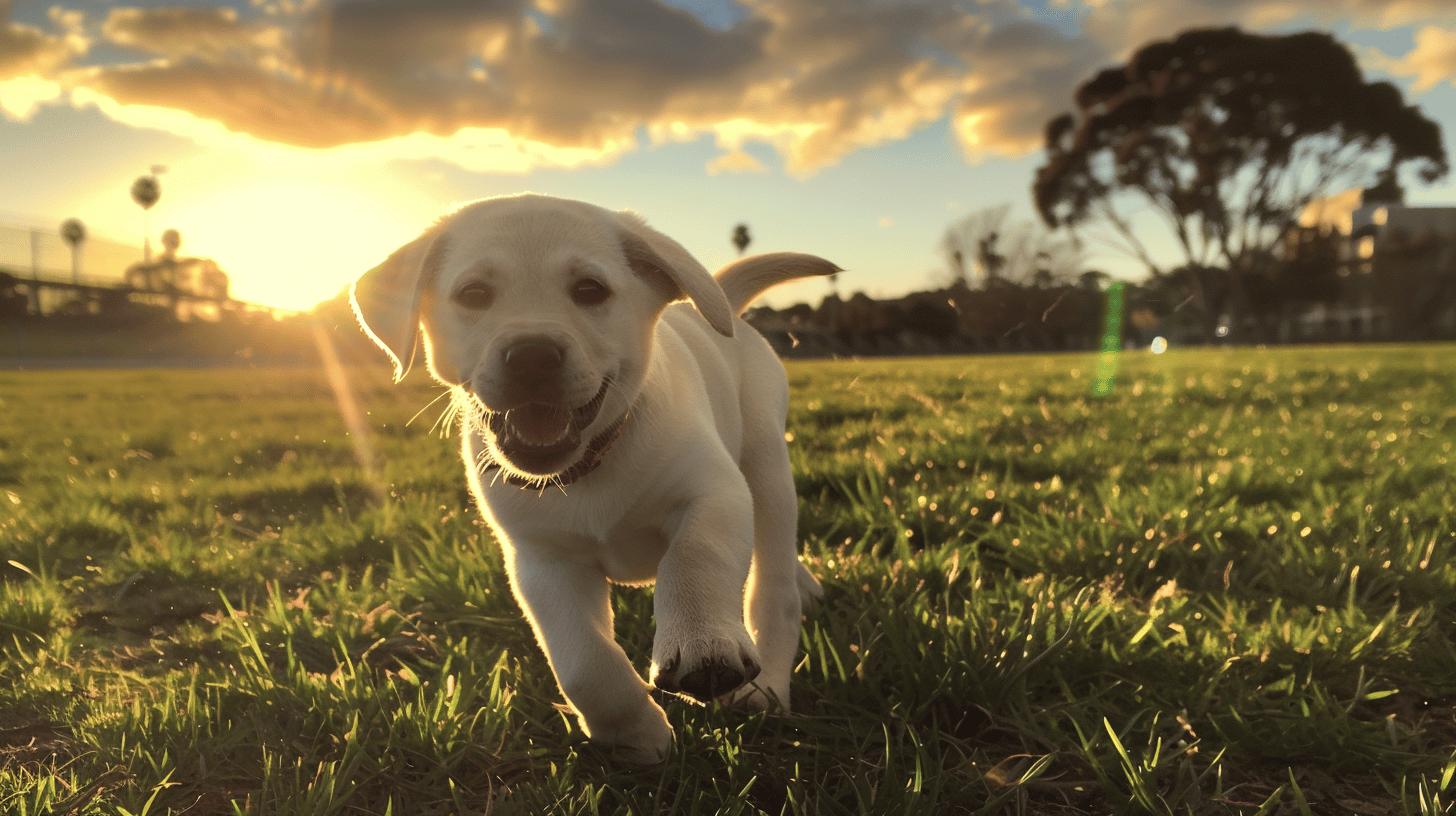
[406,388,452,429]
[445,395,468,437]
[430,400,457,439]
[602,375,650,424]
[440,391,465,430]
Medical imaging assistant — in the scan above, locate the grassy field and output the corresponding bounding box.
[1,346,1454,814]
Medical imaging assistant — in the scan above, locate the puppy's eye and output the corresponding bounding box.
[453,282,495,309]
[570,278,611,306]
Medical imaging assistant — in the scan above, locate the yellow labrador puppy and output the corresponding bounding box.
[351,193,834,763]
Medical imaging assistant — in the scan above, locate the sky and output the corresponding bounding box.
[3,0,1456,311]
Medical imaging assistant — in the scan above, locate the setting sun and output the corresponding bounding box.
[158,171,436,312]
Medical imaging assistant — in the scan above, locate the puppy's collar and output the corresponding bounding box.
[483,413,629,491]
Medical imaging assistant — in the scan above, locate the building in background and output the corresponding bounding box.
[1286,192,1456,341]
[0,222,235,320]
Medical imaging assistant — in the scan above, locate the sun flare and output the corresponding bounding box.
[165,174,433,312]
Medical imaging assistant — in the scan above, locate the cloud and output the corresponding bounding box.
[101,6,282,61]
[0,75,62,119]
[67,85,634,174]
[1083,0,1456,53]
[952,19,1107,160]
[1388,26,1456,91]
[78,0,753,159]
[0,3,81,80]
[8,0,1456,175]
[706,148,766,175]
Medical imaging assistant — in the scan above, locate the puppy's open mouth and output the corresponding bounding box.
[483,381,608,474]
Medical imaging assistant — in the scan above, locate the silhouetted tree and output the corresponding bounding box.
[131,173,161,262]
[1034,27,1447,336]
[732,223,751,255]
[997,223,1083,288]
[943,205,1009,286]
[905,296,959,340]
[943,206,1081,288]
[1362,172,1405,207]
[1273,226,1342,315]
[60,218,85,285]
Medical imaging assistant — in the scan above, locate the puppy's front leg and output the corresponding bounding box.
[650,481,762,702]
[508,551,672,764]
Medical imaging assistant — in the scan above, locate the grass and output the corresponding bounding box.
[1,345,1454,814]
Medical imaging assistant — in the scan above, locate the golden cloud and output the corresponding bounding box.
[706,148,767,175]
[5,0,1454,175]
[0,7,79,79]
[1393,26,1456,91]
[102,6,286,64]
[1085,0,1456,55]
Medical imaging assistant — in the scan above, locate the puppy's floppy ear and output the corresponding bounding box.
[350,228,449,382]
[616,212,734,337]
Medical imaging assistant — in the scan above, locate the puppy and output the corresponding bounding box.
[351,194,835,763]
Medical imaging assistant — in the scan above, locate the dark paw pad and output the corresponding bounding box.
[672,656,760,702]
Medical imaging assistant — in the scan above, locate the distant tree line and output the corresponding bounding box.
[747,26,1456,355]
[1033,27,1447,338]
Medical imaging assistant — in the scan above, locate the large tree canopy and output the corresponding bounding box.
[1033,27,1447,323]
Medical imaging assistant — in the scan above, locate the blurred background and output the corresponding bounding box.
[4,0,1456,366]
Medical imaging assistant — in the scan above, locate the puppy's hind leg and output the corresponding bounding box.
[729,441,806,712]
[796,560,824,613]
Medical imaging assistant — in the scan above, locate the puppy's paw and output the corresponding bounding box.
[650,627,761,703]
[587,700,674,765]
[723,676,790,713]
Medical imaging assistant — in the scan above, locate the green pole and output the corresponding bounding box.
[1092,282,1126,398]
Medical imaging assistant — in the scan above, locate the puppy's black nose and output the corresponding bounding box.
[503,338,565,380]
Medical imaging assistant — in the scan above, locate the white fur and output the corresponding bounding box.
[352,194,832,763]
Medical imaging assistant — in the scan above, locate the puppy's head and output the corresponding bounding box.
[352,194,733,479]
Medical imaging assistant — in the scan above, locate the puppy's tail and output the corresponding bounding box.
[716,253,841,315]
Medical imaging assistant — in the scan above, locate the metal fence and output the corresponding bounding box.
[0,223,145,286]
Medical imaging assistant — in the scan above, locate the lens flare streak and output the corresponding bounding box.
[1092,282,1126,398]
[311,321,385,500]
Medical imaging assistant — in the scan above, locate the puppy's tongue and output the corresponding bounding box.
[509,404,572,445]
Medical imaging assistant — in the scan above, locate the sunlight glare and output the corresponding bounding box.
[173,176,428,311]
